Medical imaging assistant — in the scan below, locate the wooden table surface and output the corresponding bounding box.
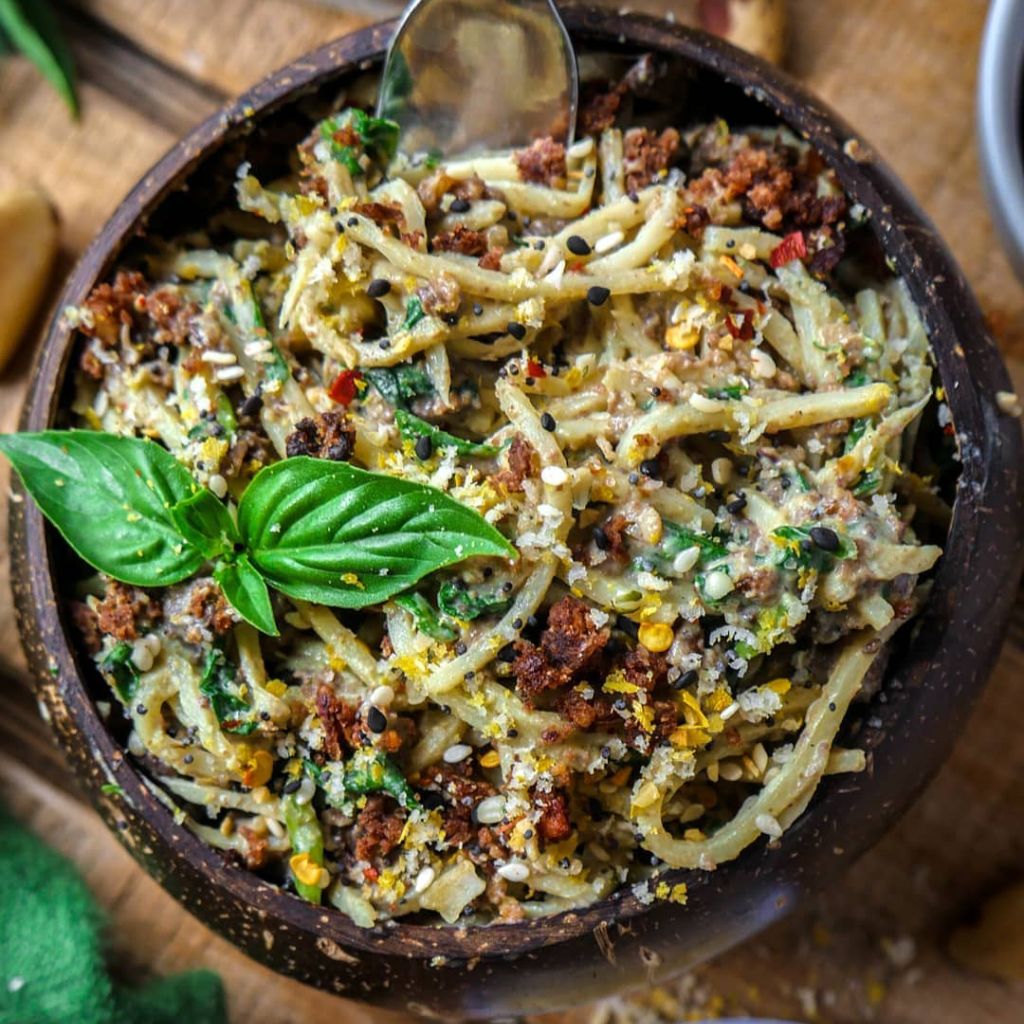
[2,2,1023,1021]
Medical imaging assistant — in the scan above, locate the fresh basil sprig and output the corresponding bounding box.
[1,431,515,635]
[238,456,515,607]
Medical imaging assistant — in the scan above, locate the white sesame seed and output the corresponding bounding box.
[541,465,568,487]
[750,348,777,379]
[295,775,316,805]
[215,365,246,382]
[475,795,506,825]
[130,639,154,673]
[252,352,276,364]
[752,742,769,774]
[370,685,395,708]
[720,701,740,721]
[594,229,625,254]
[208,473,228,499]
[141,633,162,658]
[672,546,701,575]
[755,812,783,838]
[200,350,238,365]
[127,732,146,757]
[414,865,436,893]
[703,570,734,601]
[265,815,285,838]
[536,503,563,520]
[689,393,723,412]
[719,760,743,781]
[244,339,273,357]
[93,389,110,417]
[7,977,25,994]
[443,743,472,764]
[711,457,733,486]
[497,861,531,883]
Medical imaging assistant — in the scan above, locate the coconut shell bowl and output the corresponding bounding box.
[9,7,1023,1019]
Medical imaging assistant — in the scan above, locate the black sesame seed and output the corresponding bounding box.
[628,471,640,485]
[540,412,556,431]
[507,728,519,738]
[183,754,194,764]
[450,197,471,213]
[414,434,434,460]
[497,642,516,662]
[809,525,840,552]
[283,778,302,795]
[366,278,391,298]
[650,386,662,397]
[593,526,611,551]
[347,216,358,227]
[512,617,524,630]
[421,790,445,810]
[506,321,527,340]
[465,671,475,681]
[829,702,837,712]
[441,312,460,325]
[587,285,610,306]
[615,615,639,640]
[726,239,736,249]
[501,580,514,593]
[367,706,388,733]
[239,393,263,418]
[533,240,545,251]
[639,458,661,479]
[671,668,700,691]
[135,704,147,715]
[455,641,468,656]
[566,235,591,256]
[379,338,391,350]
[725,493,748,515]
[473,303,484,316]
[707,429,731,443]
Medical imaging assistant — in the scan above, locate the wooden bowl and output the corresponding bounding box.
[10,8,1024,1018]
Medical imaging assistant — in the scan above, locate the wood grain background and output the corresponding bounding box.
[1,1,1022,1021]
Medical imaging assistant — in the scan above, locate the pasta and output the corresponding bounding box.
[64,58,944,927]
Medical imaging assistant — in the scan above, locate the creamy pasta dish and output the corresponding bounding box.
[45,58,944,927]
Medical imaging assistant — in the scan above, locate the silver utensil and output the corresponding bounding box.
[377,0,578,160]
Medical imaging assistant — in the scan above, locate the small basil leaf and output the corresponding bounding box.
[214,555,278,636]
[394,591,459,641]
[400,297,426,332]
[395,409,500,458]
[170,488,239,559]
[0,0,78,116]
[238,457,515,608]
[100,641,140,702]
[436,579,511,621]
[199,647,257,734]
[0,430,204,586]
[661,520,728,564]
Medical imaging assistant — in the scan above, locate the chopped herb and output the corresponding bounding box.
[844,418,870,453]
[852,468,883,497]
[400,297,426,332]
[395,408,500,457]
[319,108,399,177]
[100,642,140,702]
[215,393,238,435]
[660,520,729,564]
[844,369,871,388]
[363,365,434,408]
[100,783,125,797]
[394,591,459,642]
[772,524,856,572]
[704,384,747,401]
[199,647,258,734]
[437,578,512,620]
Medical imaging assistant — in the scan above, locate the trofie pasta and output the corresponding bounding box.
[45,58,944,926]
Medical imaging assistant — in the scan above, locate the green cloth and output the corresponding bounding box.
[0,807,226,1024]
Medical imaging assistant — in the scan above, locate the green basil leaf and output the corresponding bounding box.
[337,749,419,809]
[227,279,289,384]
[772,524,856,572]
[214,555,278,636]
[0,0,78,116]
[400,297,426,332]
[238,457,515,608]
[170,488,239,559]
[100,641,140,702]
[395,409,500,458]
[852,468,882,497]
[363,365,433,408]
[436,579,511,621]
[661,520,728,564]
[704,384,746,400]
[0,430,204,586]
[394,591,459,641]
[199,647,258,733]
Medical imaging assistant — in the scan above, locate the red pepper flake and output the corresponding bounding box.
[770,231,807,268]
[725,309,754,341]
[363,866,380,882]
[526,359,547,379]
[329,368,363,406]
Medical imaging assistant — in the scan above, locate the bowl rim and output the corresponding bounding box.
[10,6,1024,1014]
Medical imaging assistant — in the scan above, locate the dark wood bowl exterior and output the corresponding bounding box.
[9,8,1024,1018]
